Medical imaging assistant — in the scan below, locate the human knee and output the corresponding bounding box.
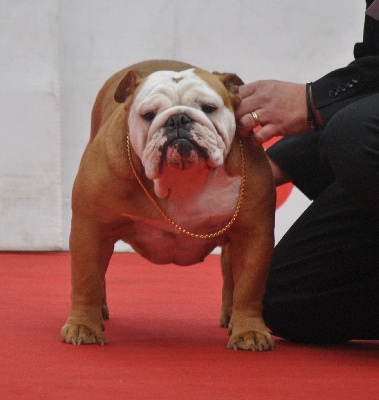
[319,105,379,210]
[319,105,365,170]
[263,304,353,344]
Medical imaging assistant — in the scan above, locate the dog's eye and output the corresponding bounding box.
[201,104,217,114]
[142,111,156,122]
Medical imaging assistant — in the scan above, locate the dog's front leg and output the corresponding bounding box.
[61,217,114,345]
[224,233,275,352]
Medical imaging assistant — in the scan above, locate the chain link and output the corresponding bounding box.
[126,134,245,239]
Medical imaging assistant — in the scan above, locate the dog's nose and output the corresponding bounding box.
[165,113,192,128]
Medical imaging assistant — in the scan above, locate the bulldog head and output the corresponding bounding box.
[114,67,243,198]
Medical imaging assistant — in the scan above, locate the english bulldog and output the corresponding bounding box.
[61,60,276,351]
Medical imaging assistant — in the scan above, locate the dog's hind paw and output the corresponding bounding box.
[102,303,110,320]
[219,311,231,328]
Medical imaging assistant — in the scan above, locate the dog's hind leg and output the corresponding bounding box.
[219,245,234,328]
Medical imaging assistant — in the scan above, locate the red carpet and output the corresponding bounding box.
[0,252,377,400]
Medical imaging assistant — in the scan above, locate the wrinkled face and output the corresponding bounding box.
[127,68,237,196]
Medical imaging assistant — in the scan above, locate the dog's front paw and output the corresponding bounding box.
[61,323,108,345]
[227,315,275,352]
[227,329,274,351]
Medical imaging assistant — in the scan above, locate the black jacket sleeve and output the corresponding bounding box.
[312,0,379,124]
[267,0,379,198]
[312,56,379,124]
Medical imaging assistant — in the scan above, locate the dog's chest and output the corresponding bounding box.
[121,170,241,265]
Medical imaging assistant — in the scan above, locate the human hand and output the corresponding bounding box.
[236,80,309,144]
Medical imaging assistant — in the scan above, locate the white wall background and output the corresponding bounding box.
[0,0,61,250]
[0,0,366,251]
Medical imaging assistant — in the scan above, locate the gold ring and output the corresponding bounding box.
[251,111,260,125]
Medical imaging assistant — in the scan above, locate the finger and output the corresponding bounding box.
[238,82,258,98]
[237,113,258,137]
[250,135,263,147]
[235,97,260,120]
[253,124,281,144]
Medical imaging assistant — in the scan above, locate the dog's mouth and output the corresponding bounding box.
[159,136,208,171]
[158,114,210,171]
[141,112,227,199]
[142,110,226,186]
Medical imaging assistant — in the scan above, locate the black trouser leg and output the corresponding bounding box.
[263,182,379,343]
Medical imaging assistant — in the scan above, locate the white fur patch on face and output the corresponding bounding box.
[128,69,236,198]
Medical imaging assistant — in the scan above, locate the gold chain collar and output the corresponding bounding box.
[126,134,245,239]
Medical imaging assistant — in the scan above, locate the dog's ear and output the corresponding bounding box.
[213,72,244,109]
[213,72,244,94]
[114,70,147,104]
